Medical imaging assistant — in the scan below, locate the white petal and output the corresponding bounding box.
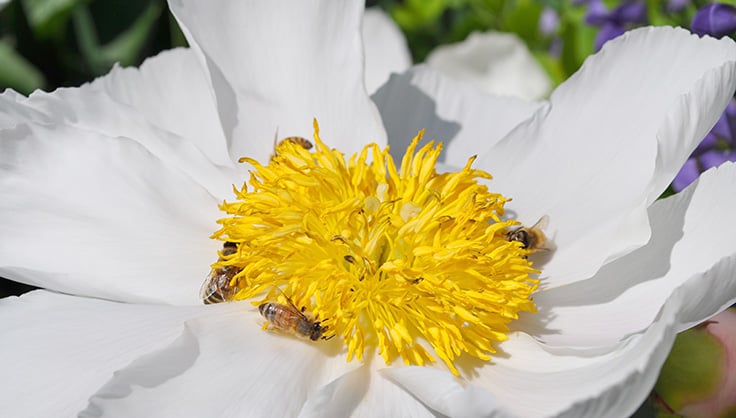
[525,162,736,346]
[382,366,515,418]
[426,31,552,101]
[298,365,370,418]
[0,291,202,418]
[89,48,234,169]
[0,58,239,200]
[300,364,435,418]
[362,8,412,95]
[168,0,387,162]
[388,297,680,418]
[83,303,358,418]
[371,65,544,166]
[0,122,221,303]
[478,27,736,288]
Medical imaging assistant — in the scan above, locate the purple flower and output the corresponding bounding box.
[673,98,736,191]
[667,0,690,14]
[595,23,627,51]
[692,3,736,38]
[539,7,560,36]
[584,1,649,50]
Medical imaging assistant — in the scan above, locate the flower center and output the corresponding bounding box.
[211,120,539,375]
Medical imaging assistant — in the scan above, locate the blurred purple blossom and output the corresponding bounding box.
[667,0,690,14]
[673,98,736,191]
[692,3,736,38]
[539,7,560,36]
[583,1,648,50]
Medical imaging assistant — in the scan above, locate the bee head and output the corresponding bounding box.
[310,323,327,341]
[508,228,530,249]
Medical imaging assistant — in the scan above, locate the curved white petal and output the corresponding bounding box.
[167,0,387,162]
[386,296,680,418]
[298,365,371,418]
[300,363,435,418]
[371,65,544,166]
[523,162,736,347]
[478,27,736,288]
[382,366,515,418]
[82,303,358,418]
[426,31,552,101]
[0,122,221,303]
[362,8,411,95]
[89,48,233,169]
[0,59,239,200]
[0,291,203,418]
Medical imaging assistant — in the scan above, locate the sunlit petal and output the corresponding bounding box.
[479,27,736,288]
[168,0,387,162]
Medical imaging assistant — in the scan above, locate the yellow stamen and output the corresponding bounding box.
[213,120,538,375]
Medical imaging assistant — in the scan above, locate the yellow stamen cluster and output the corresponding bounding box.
[212,121,538,374]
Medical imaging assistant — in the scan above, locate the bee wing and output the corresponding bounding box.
[532,215,557,251]
[531,215,549,231]
[275,287,311,321]
[199,274,219,302]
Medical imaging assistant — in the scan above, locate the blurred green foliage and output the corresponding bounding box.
[0,0,727,95]
[373,0,719,88]
[0,0,184,94]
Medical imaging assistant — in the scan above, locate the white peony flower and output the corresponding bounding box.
[362,8,412,94]
[425,31,553,100]
[1,1,736,417]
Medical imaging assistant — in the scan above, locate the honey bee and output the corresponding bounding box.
[506,215,552,253]
[277,136,313,150]
[269,133,314,161]
[200,242,241,304]
[259,292,332,341]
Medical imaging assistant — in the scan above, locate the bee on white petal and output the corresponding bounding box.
[277,136,313,151]
[259,291,332,341]
[200,242,241,304]
[506,215,553,253]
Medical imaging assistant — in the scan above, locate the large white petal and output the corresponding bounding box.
[300,363,435,418]
[478,27,736,288]
[88,48,234,169]
[0,291,203,418]
[382,366,515,418]
[426,31,552,101]
[372,65,544,166]
[167,0,387,163]
[385,294,684,418]
[82,302,358,418]
[0,49,240,200]
[0,122,221,303]
[524,162,736,346]
[362,8,412,95]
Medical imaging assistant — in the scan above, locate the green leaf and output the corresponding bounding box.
[0,39,46,94]
[392,0,448,31]
[503,0,544,44]
[96,1,162,67]
[73,2,162,76]
[559,10,596,78]
[21,0,90,39]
